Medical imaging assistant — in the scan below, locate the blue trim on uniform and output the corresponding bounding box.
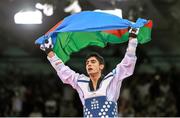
[112,69,116,74]
[78,80,89,83]
[103,74,113,80]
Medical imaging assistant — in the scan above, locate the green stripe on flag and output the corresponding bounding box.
[137,20,153,44]
[53,20,152,63]
[53,31,127,63]
[137,27,152,44]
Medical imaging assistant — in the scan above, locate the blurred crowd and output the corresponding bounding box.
[0,65,179,117]
[118,66,179,117]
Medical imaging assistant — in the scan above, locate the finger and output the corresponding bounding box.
[40,44,45,51]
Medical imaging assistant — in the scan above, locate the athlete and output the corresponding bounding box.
[39,28,139,117]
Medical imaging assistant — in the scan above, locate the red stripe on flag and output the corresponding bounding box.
[46,20,63,34]
[103,29,128,38]
[145,20,153,29]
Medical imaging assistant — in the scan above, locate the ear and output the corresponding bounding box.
[99,64,104,70]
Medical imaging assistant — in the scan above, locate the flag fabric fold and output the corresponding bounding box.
[35,11,153,63]
[51,11,147,32]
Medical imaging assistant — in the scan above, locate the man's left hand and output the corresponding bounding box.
[129,28,139,38]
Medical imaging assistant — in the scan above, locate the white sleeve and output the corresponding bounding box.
[47,54,82,89]
[114,38,138,81]
[107,38,138,101]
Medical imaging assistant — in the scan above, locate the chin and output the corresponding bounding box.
[87,71,94,75]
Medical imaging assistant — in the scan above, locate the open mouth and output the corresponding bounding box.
[88,68,93,71]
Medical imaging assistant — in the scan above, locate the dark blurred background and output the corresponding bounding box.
[0,0,180,117]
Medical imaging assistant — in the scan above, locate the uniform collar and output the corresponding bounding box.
[89,74,104,91]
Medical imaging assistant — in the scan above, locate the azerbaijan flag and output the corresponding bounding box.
[35,11,153,63]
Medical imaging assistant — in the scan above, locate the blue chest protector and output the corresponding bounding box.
[84,96,117,117]
[77,74,118,117]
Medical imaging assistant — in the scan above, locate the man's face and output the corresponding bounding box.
[86,56,104,75]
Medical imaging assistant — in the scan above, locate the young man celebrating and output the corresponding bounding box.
[40,28,138,117]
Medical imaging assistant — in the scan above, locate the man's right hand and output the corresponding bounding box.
[40,37,54,54]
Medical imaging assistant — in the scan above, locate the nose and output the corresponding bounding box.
[87,64,91,67]
[87,63,92,67]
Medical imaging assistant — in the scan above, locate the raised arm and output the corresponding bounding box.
[105,28,139,101]
[113,28,138,81]
[39,38,84,89]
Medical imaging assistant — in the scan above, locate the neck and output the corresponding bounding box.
[89,72,101,90]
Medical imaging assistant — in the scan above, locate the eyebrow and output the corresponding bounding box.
[91,59,96,62]
[86,59,97,64]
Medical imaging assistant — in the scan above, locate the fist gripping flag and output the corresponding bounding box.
[35,11,153,63]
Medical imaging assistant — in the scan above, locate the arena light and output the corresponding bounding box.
[64,0,82,14]
[94,8,123,18]
[14,10,42,24]
[35,3,54,16]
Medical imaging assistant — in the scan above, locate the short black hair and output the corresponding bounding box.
[85,52,104,65]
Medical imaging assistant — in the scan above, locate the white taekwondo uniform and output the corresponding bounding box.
[47,38,138,117]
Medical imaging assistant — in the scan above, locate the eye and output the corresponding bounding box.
[91,60,96,63]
